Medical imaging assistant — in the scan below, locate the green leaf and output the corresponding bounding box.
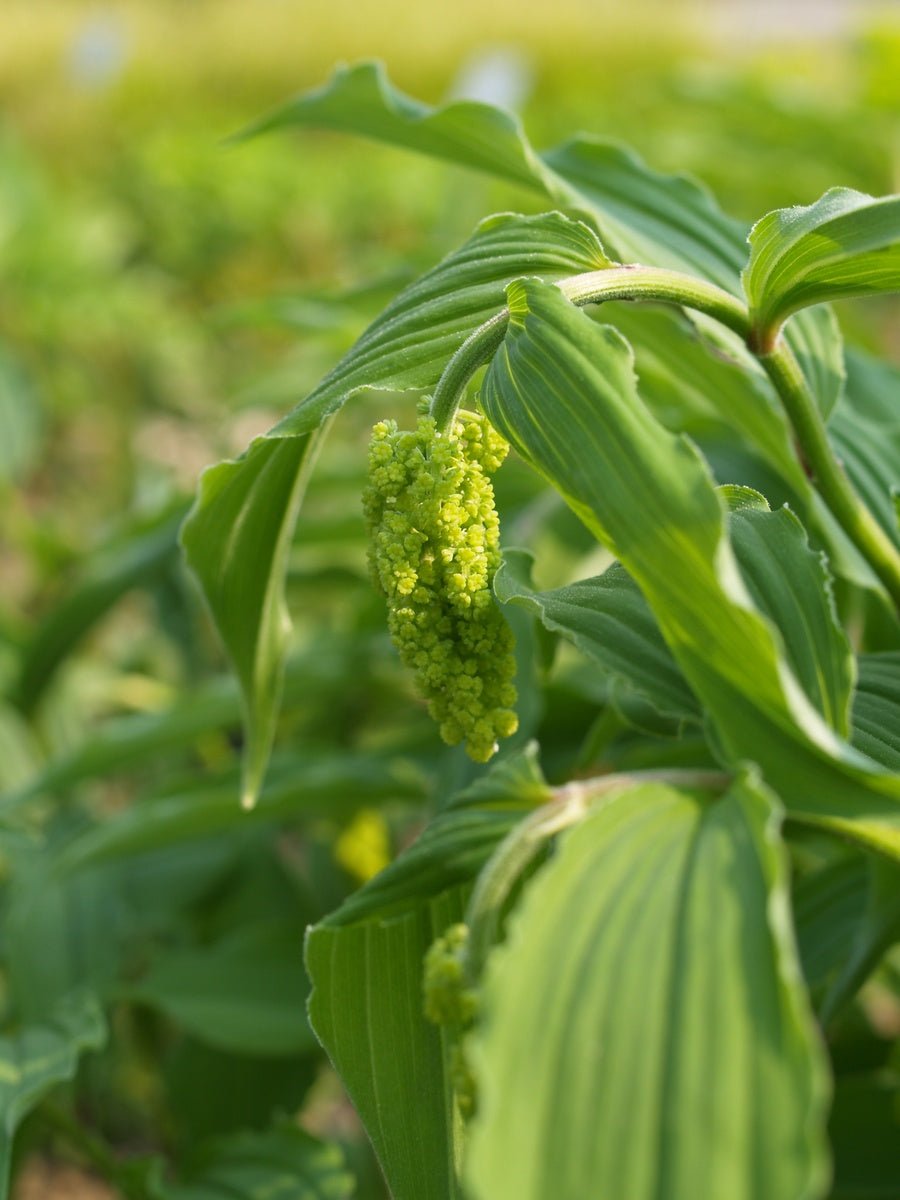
[725,491,854,737]
[852,653,900,770]
[268,210,607,439]
[828,350,900,554]
[495,548,700,723]
[240,61,561,195]
[127,921,314,1057]
[466,777,830,1200]
[828,1073,900,1200]
[306,886,468,1200]
[157,1124,353,1200]
[0,345,42,485]
[0,992,106,1194]
[602,303,809,494]
[744,188,900,342]
[14,503,185,713]
[481,278,900,855]
[247,62,840,416]
[181,432,328,809]
[54,752,426,872]
[794,854,868,998]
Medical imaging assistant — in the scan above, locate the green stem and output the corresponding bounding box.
[464,768,730,979]
[430,266,749,433]
[760,342,900,610]
[429,263,900,611]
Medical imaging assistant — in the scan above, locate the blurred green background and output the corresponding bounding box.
[2,4,900,1192]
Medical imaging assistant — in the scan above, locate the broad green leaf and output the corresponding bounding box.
[481,279,900,855]
[467,777,829,1200]
[14,502,185,712]
[725,490,854,737]
[55,752,426,872]
[0,992,106,1193]
[602,303,809,494]
[181,432,327,809]
[268,211,607,439]
[818,856,900,1023]
[744,188,900,342]
[852,653,900,770]
[794,854,868,998]
[307,886,468,1200]
[495,548,700,723]
[828,350,900,554]
[127,921,314,1057]
[157,1124,353,1200]
[248,61,840,415]
[326,810,526,928]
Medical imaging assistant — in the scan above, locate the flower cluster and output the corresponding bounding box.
[423,924,478,1117]
[363,407,518,762]
[422,922,477,1027]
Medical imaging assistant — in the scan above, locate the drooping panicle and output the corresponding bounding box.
[363,407,518,762]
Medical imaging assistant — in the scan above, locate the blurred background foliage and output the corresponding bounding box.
[1,2,899,1196]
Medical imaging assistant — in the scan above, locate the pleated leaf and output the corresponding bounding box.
[828,350,900,554]
[481,278,900,856]
[725,490,854,737]
[852,653,900,770]
[744,188,900,343]
[467,777,830,1200]
[306,886,469,1200]
[244,61,841,416]
[495,548,700,723]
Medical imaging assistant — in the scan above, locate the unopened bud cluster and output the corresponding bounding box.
[363,408,518,762]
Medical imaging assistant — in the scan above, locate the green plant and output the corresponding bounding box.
[176,64,900,1199]
[3,59,900,1200]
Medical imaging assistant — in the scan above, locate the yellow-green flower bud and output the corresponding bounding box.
[363,408,518,761]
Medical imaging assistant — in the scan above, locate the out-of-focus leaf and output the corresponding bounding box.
[828,1073,900,1200]
[495,548,699,723]
[481,278,900,856]
[852,652,900,771]
[127,920,313,1057]
[0,992,106,1193]
[467,777,829,1200]
[0,346,41,484]
[794,854,868,998]
[156,1124,353,1200]
[13,503,186,712]
[306,886,468,1200]
[744,188,900,342]
[181,431,328,809]
[54,752,427,873]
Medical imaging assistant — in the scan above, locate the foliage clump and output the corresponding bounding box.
[363,407,518,761]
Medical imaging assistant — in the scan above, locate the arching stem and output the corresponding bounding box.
[429,264,900,612]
